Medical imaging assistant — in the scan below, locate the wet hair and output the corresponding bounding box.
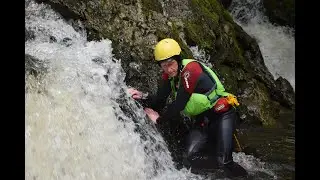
[171,55,182,62]
[157,55,182,67]
[157,54,184,76]
[172,55,183,72]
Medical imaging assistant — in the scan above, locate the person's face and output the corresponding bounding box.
[160,59,178,77]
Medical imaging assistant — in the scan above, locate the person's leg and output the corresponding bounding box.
[185,129,207,157]
[183,127,219,171]
[215,110,235,165]
[211,108,248,178]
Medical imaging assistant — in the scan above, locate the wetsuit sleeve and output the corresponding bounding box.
[140,79,171,112]
[156,81,191,124]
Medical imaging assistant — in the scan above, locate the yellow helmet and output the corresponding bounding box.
[154,38,182,61]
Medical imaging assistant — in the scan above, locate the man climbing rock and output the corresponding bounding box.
[128,38,248,178]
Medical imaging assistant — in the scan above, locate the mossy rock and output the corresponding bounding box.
[192,0,223,17]
[190,0,223,32]
[141,0,163,14]
[222,9,234,23]
[182,0,230,55]
[183,19,216,51]
[240,80,281,127]
[216,65,238,94]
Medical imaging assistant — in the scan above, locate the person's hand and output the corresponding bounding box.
[144,108,159,123]
[127,88,143,99]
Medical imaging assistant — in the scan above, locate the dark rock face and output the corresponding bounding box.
[27,0,295,170]
[263,0,295,29]
[218,0,233,9]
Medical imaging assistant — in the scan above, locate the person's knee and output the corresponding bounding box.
[185,130,208,156]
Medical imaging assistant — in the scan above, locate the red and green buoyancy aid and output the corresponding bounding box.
[170,59,231,117]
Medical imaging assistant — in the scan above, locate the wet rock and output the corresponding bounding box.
[25,54,49,94]
[25,54,47,77]
[25,29,35,42]
[263,0,295,29]
[49,36,57,43]
[34,0,83,21]
[61,37,73,47]
[272,76,295,109]
[91,57,104,65]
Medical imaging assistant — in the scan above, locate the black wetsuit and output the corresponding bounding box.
[142,61,247,177]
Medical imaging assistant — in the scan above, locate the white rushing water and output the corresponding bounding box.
[229,0,295,91]
[25,0,278,179]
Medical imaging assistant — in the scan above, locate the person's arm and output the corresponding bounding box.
[140,78,171,112]
[155,84,190,124]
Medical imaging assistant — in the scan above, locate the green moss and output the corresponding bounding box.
[171,22,194,59]
[233,41,245,66]
[100,0,107,5]
[217,65,238,93]
[190,0,223,31]
[208,0,223,15]
[234,68,246,81]
[182,0,231,53]
[141,0,163,14]
[229,25,246,67]
[222,10,234,23]
[155,30,167,41]
[255,82,278,127]
[184,20,215,51]
[192,0,223,16]
[260,103,277,127]
[203,9,220,30]
[236,80,279,127]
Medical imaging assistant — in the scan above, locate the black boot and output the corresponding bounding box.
[223,161,248,178]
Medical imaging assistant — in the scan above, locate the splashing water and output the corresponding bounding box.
[190,46,211,65]
[25,0,278,179]
[25,1,201,179]
[229,0,295,91]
